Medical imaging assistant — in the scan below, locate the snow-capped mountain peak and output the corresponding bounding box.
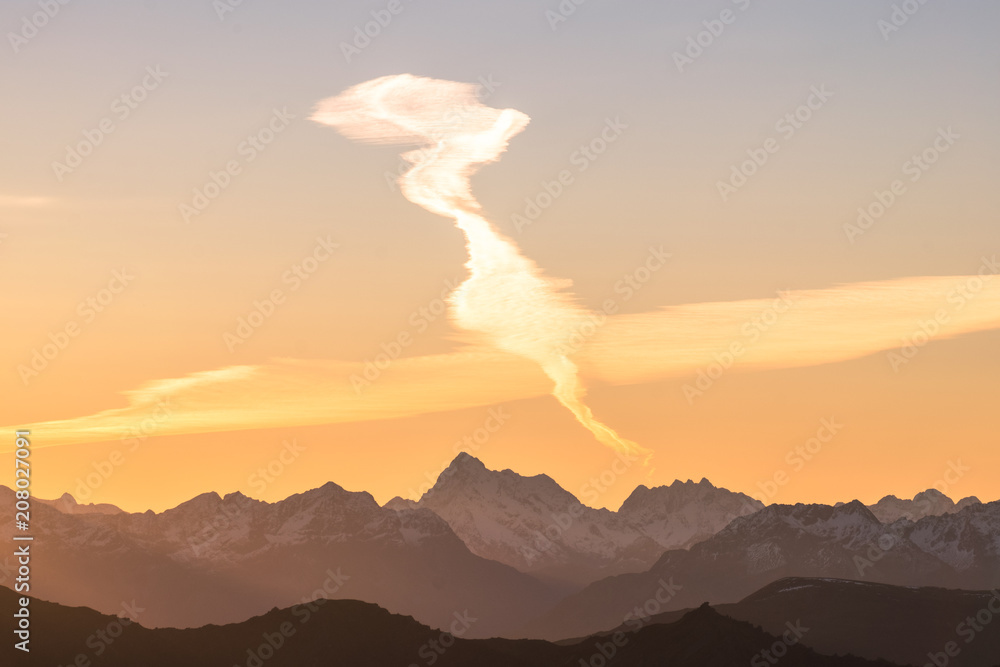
[866,488,982,523]
[407,454,762,585]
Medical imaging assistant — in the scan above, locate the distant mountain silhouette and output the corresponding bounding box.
[530,500,1000,639]
[861,488,982,523]
[0,483,558,637]
[616,578,1000,667]
[389,453,761,587]
[36,492,124,515]
[3,462,998,647]
[0,585,900,666]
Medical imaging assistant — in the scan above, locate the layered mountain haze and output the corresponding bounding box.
[617,478,764,550]
[600,578,1000,667]
[712,578,1000,667]
[388,453,663,586]
[0,483,559,637]
[390,453,762,586]
[8,5,1000,666]
[0,585,900,667]
[533,499,1000,639]
[906,501,1000,579]
[865,488,983,523]
[4,460,998,649]
[36,493,125,515]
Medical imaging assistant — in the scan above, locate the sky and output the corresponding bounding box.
[1,0,998,513]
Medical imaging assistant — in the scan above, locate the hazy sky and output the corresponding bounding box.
[2,0,998,512]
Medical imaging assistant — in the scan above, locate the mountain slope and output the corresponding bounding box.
[398,453,762,586]
[0,483,557,637]
[0,586,900,667]
[531,500,1000,639]
[715,578,1000,667]
[905,501,1000,584]
[867,488,982,523]
[36,492,124,515]
[596,578,1000,667]
[618,477,764,549]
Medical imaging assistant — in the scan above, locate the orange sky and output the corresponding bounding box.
[2,1,998,513]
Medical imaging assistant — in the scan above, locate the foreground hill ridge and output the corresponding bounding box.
[599,577,1000,667]
[0,583,902,667]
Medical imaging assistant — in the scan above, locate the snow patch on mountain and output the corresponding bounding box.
[407,454,763,585]
[865,488,982,523]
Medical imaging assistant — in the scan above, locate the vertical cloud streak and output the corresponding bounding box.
[311,74,650,462]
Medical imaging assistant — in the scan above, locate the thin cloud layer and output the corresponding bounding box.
[7,273,999,451]
[312,74,651,462]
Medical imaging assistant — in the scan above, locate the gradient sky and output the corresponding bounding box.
[2,0,998,512]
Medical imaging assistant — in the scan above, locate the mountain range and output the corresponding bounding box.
[3,453,997,647]
[386,451,763,586]
[861,488,982,523]
[531,498,1000,638]
[0,482,557,637]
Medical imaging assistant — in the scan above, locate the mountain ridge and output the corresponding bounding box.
[529,499,1000,639]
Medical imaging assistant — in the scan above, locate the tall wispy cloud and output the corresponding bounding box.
[311,74,651,462]
[4,272,1000,450]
